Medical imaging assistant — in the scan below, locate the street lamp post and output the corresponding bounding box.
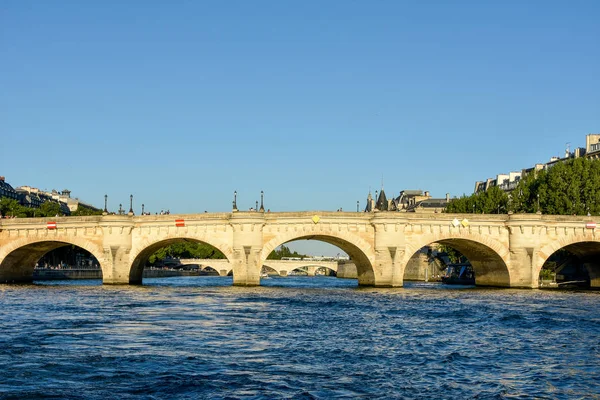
[255,200,258,211]
[129,194,134,215]
[233,191,238,212]
[142,203,145,215]
[103,194,108,215]
[537,194,540,214]
[118,204,123,215]
[357,200,359,212]
[473,204,475,214]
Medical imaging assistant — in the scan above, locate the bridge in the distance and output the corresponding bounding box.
[0,211,598,288]
[178,258,340,277]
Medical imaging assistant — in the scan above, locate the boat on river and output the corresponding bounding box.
[441,263,475,285]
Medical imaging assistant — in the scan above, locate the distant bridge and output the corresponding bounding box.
[178,258,339,277]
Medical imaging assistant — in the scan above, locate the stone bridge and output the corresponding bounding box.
[0,212,598,288]
[178,258,232,276]
[178,258,339,277]
[262,260,338,276]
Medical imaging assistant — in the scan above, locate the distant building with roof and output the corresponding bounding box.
[365,188,450,213]
[0,176,19,202]
[1,176,100,215]
[475,133,600,193]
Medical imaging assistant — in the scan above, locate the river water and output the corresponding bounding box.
[0,277,598,399]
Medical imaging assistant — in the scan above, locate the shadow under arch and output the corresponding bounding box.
[405,238,510,287]
[199,266,220,275]
[536,240,600,288]
[300,264,338,276]
[128,238,231,284]
[261,234,374,285]
[261,265,279,276]
[295,264,338,276]
[316,266,337,276]
[0,239,105,283]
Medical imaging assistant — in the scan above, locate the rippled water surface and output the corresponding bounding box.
[0,277,599,399]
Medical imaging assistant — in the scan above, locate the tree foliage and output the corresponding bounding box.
[0,198,31,217]
[445,186,509,214]
[147,241,225,265]
[0,198,67,218]
[516,157,600,215]
[71,205,103,216]
[437,245,467,264]
[39,201,61,217]
[446,157,600,215]
[267,244,307,260]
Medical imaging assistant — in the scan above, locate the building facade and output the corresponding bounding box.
[365,189,450,213]
[0,177,18,202]
[0,176,100,216]
[475,133,600,193]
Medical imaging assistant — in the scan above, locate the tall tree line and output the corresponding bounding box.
[147,242,306,264]
[147,241,225,265]
[446,157,600,215]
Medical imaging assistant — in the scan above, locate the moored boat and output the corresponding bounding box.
[441,263,475,285]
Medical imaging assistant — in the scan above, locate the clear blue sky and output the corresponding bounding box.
[1,1,599,256]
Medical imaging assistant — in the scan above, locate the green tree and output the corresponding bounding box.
[0,198,31,217]
[446,186,508,214]
[38,201,62,217]
[267,244,307,260]
[71,205,103,216]
[147,241,225,265]
[448,158,600,216]
[437,244,467,264]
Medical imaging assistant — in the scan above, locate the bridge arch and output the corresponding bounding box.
[128,237,233,284]
[261,265,279,276]
[302,264,337,276]
[198,265,220,275]
[536,237,600,288]
[263,262,338,277]
[0,237,106,283]
[261,233,375,285]
[402,232,511,287]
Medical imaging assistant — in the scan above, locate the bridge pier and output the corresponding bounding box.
[369,246,404,287]
[230,246,261,286]
[336,262,357,279]
[584,262,600,288]
[231,214,263,286]
[507,218,544,288]
[0,245,42,283]
[102,245,136,284]
[100,220,135,284]
[371,217,405,287]
[0,263,35,283]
